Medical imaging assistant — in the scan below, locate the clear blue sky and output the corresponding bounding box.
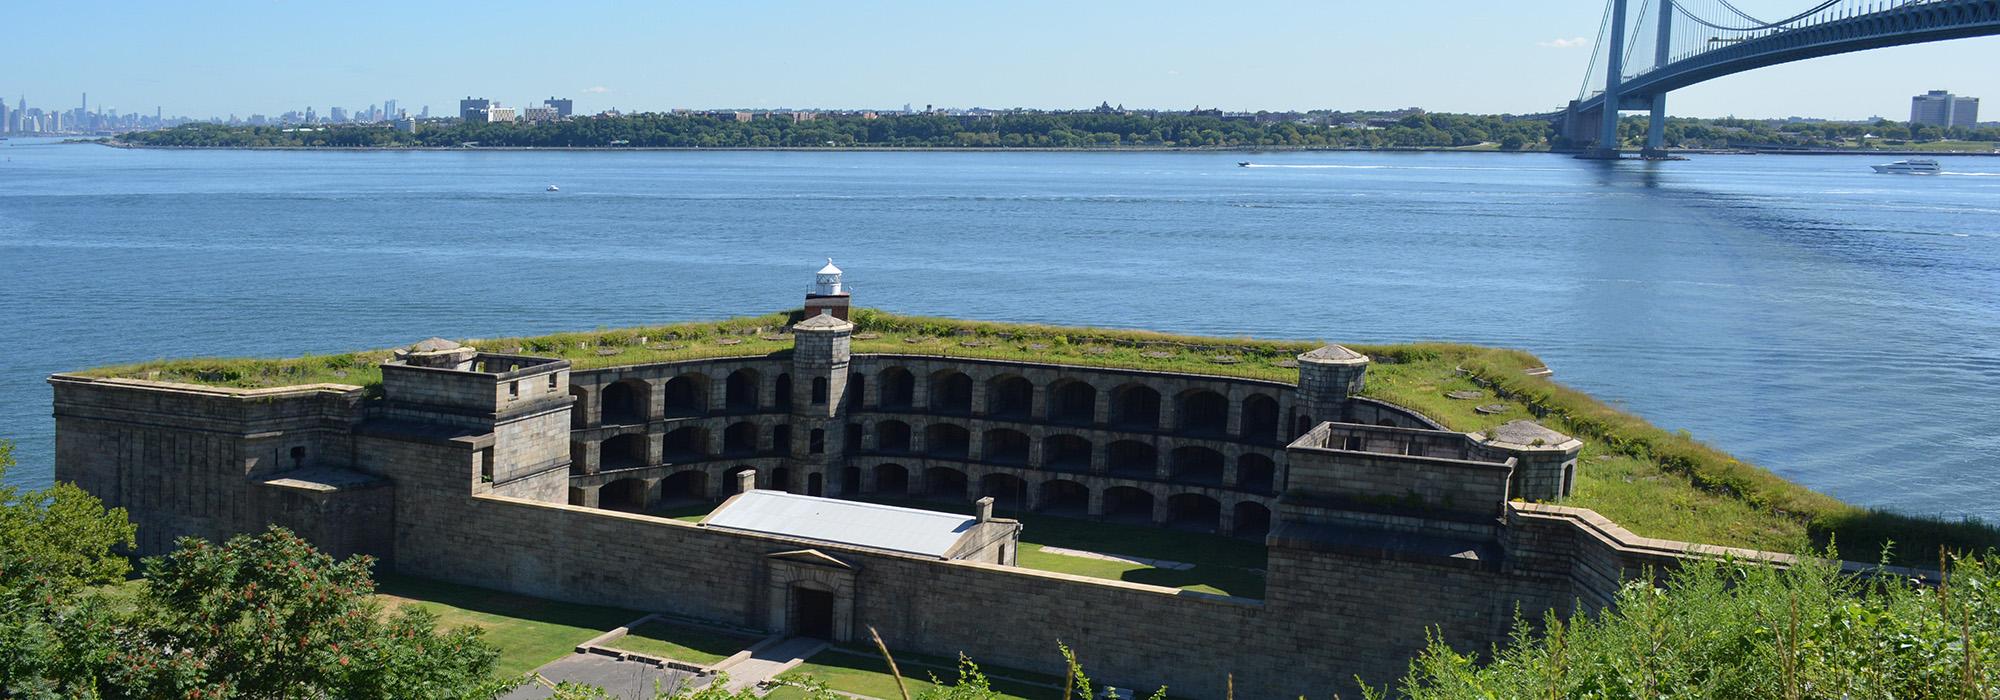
[6,0,1996,120]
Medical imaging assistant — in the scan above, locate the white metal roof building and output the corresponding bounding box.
[701,490,1019,562]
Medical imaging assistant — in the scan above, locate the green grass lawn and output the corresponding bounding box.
[851,495,1266,597]
[373,573,643,678]
[774,646,1067,700]
[601,620,760,666]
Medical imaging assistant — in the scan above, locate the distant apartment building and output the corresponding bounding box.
[1910,90,1979,128]
[544,97,573,118]
[484,106,517,122]
[521,107,560,122]
[459,97,492,122]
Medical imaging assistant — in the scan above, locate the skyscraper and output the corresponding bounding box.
[0,98,10,134]
[459,97,491,122]
[1910,90,1980,128]
[384,99,398,121]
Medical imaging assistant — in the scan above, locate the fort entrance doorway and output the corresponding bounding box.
[792,586,835,639]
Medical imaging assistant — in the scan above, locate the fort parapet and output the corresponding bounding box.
[46,268,1813,697]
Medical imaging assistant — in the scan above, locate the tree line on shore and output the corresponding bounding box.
[117,110,2000,152]
[3,439,1995,698]
[119,112,1553,150]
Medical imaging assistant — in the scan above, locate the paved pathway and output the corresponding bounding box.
[721,636,830,692]
[502,653,702,700]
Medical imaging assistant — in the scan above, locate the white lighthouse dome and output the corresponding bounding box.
[814,258,844,295]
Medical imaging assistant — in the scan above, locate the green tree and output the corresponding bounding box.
[125,526,516,699]
[0,439,137,698]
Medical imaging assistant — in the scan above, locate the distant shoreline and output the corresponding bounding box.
[88,140,2000,156]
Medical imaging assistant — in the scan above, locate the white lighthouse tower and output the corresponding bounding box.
[804,258,851,320]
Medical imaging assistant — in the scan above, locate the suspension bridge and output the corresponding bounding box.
[1555,0,2000,158]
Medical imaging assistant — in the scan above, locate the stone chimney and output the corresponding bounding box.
[975,496,994,522]
[737,469,758,494]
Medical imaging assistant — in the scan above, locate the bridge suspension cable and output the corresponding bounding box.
[1677,0,1846,32]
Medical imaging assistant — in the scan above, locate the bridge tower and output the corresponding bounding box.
[1589,0,1631,159]
[1643,0,1675,158]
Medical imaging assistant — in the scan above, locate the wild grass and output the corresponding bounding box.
[1376,552,2000,698]
[73,308,2000,564]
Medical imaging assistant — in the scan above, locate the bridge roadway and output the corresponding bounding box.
[1560,0,2000,154]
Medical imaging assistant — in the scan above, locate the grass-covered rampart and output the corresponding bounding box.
[72,309,1999,565]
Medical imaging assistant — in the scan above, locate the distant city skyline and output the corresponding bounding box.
[4,0,1998,122]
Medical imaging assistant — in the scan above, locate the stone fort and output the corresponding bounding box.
[50,263,1783,697]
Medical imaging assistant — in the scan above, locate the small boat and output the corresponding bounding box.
[1237,161,1251,167]
[1871,158,1940,175]
[546,184,560,191]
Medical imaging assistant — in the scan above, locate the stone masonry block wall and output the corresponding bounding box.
[50,377,363,555]
[1287,427,1515,518]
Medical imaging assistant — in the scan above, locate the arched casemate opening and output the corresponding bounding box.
[601,378,650,425]
[1176,389,1228,437]
[600,478,648,513]
[873,464,910,495]
[600,433,647,471]
[726,369,761,411]
[723,422,759,456]
[1237,453,1277,494]
[1038,479,1089,515]
[774,373,793,408]
[925,423,970,460]
[924,467,968,500]
[569,386,590,428]
[987,375,1033,419]
[983,429,1030,465]
[1109,384,1161,431]
[1167,493,1222,532]
[875,420,912,453]
[662,427,707,462]
[1233,501,1272,539]
[1042,434,1092,472]
[1048,379,1097,425]
[1101,486,1155,523]
[1241,393,1280,445]
[930,371,973,414]
[1169,446,1225,485]
[1107,440,1158,479]
[663,374,707,417]
[661,469,708,502]
[878,367,915,409]
[979,473,1029,511]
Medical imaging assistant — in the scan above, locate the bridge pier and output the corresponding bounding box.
[1642,94,1668,159]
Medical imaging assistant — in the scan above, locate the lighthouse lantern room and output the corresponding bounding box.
[805,259,851,320]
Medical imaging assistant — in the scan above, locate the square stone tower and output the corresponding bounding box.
[376,339,573,503]
[789,311,853,495]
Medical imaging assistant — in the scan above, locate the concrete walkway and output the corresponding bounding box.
[719,636,829,692]
[502,653,701,700]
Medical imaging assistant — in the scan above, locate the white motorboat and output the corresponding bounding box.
[546,184,560,191]
[1871,158,1940,175]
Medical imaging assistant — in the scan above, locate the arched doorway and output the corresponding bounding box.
[791,585,835,639]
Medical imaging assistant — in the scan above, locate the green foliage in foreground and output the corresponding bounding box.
[1375,552,2000,699]
[0,441,512,699]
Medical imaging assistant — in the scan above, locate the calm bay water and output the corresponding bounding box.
[2,138,1996,518]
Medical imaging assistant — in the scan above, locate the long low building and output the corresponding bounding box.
[49,263,1802,697]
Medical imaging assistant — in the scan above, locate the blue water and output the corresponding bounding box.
[2,138,1997,518]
